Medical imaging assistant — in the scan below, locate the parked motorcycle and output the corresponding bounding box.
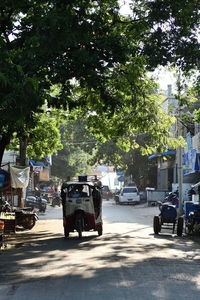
[26,195,47,212]
[163,190,179,207]
[0,199,38,230]
[187,187,196,202]
[15,209,38,230]
[0,200,12,212]
[52,195,61,207]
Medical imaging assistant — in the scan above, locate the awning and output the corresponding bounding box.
[29,159,35,167]
[192,181,200,188]
[148,150,176,160]
[35,162,45,167]
[29,160,45,167]
[44,157,50,164]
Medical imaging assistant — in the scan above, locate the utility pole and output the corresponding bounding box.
[177,71,183,216]
[177,117,183,216]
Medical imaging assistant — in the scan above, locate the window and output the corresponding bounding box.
[123,187,138,193]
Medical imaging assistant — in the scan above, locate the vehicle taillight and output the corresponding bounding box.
[106,192,108,195]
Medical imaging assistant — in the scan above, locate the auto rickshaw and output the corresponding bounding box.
[61,176,103,238]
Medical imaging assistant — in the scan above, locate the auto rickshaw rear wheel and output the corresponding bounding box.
[177,217,184,237]
[98,226,103,236]
[64,227,69,238]
[153,215,160,234]
[75,215,83,239]
[78,230,82,239]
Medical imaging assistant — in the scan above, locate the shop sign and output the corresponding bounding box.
[33,166,43,172]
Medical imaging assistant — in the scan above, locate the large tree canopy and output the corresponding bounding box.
[0,0,134,163]
[129,0,200,72]
[1,0,199,165]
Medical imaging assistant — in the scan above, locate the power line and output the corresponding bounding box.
[67,141,97,145]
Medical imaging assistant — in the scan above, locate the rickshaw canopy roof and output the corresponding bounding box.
[63,181,95,187]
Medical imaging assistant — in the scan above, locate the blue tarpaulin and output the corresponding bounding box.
[0,169,10,188]
[29,160,35,167]
[29,160,45,167]
[35,162,45,167]
[148,150,176,160]
[183,149,199,174]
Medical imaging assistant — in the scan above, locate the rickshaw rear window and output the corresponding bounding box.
[68,184,90,197]
[123,187,138,193]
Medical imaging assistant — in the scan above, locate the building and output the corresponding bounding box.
[148,85,200,192]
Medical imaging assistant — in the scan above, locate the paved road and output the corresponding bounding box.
[1,200,200,300]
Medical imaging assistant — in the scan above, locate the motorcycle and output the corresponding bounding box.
[61,176,103,239]
[162,190,179,207]
[187,187,196,202]
[15,208,38,230]
[52,195,61,207]
[0,200,12,212]
[0,199,38,230]
[26,195,47,212]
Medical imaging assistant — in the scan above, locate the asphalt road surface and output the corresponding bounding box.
[1,200,200,300]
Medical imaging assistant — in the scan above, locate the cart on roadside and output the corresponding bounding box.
[183,181,200,234]
[153,202,184,236]
[184,202,200,234]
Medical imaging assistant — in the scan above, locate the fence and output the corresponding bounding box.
[146,189,167,206]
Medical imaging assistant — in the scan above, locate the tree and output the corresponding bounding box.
[0,0,135,164]
[128,0,200,72]
[51,119,95,180]
[88,135,157,188]
[8,112,63,161]
[1,0,197,165]
[76,63,184,154]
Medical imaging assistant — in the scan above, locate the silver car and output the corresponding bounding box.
[118,186,140,205]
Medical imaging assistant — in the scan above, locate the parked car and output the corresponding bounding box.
[101,185,113,200]
[118,186,140,205]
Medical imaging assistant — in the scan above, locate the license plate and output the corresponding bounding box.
[128,199,133,201]
[76,199,82,204]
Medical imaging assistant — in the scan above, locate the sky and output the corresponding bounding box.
[149,67,177,94]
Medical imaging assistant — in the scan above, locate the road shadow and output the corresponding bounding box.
[1,228,200,300]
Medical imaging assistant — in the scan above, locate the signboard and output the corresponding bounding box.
[183,149,199,175]
[39,169,49,181]
[33,166,43,172]
[192,132,200,153]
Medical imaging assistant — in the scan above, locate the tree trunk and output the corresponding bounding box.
[19,137,28,208]
[19,138,28,166]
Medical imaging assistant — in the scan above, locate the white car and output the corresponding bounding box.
[118,186,140,205]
